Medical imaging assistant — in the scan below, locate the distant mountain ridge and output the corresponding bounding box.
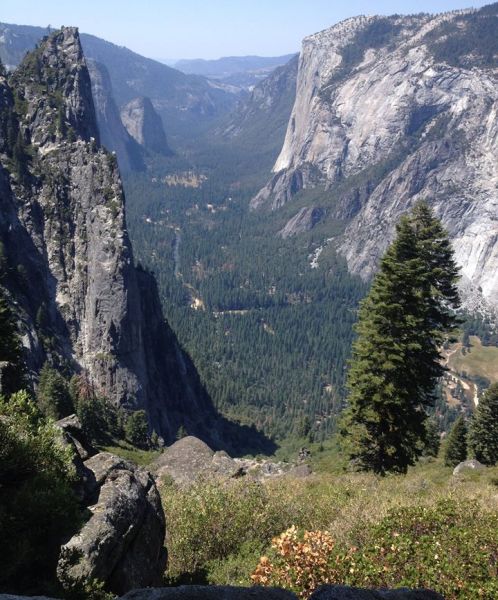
[174,54,297,90]
[175,54,297,78]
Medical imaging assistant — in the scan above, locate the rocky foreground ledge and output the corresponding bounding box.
[0,585,444,599]
[35,419,443,600]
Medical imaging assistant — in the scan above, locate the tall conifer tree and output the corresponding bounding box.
[444,415,468,467]
[341,202,460,474]
[468,383,498,465]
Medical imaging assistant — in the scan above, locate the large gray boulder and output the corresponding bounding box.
[153,436,218,485]
[57,452,166,595]
[453,459,486,476]
[121,587,296,600]
[152,436,306,485]
[309,586,444,599]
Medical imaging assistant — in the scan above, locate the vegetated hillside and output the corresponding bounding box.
[80,34,238,140]
[253,4,498,316]
[446,335,498,391]
[123,6,498,442]
[125,167,367,441]
[158,443,498,599]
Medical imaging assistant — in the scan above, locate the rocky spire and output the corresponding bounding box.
[11,27,99,146]
[0,27,247,448]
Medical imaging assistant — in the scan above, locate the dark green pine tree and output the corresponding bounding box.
[422,417,441,458]
[444,415,468,467]
[341,202,460,475]
[37,362,74,420]
[468,383,498,465]
[125,409,150,448]
[0,287,25,396]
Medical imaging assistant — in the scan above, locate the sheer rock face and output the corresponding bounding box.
[87,59,145,172]
[120,96,171,155]
[221,54,299,139]
[0,27,217,442]
[253,8,498,311]
[278,206,325,238]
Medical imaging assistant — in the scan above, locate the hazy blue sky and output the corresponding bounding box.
[2,0,492,60]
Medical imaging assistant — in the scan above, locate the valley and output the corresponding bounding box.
[0,2,497,598]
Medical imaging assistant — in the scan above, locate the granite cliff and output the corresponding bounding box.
[0,27,227,444]
[87,58,145,172]
[253,5,498,312]
[120,96,171,156]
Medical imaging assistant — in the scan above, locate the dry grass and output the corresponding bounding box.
[448,336,498,384]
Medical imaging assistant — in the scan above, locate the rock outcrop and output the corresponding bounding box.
[253,6,498,312]
[87,59,145,172]
[453,458,486,476]
[53,417,166,593]
[279,207,325,238]
[153,436,310,485]
[57,452,166,595]
[0,28,225,443]
[121,96,171,156]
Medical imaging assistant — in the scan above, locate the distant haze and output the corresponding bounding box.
[2,0,493,60]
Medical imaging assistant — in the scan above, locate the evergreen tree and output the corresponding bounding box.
[341,202,460,475]
[444,415,468,467]
[37,363,73,420]
[468,383,498,465]
[125,410,149,448]
[0,287,25,396]
[422,417,441,458]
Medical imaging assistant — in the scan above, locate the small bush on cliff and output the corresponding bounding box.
[70,373,125,444]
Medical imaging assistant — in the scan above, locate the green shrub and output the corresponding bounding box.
[37,362,74,419]
[347,500,498,599]
[0,390,80,593]
[252,500,498,600]
[162,478,284,580]
[206,540,265,586]
[161,476,344,582]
